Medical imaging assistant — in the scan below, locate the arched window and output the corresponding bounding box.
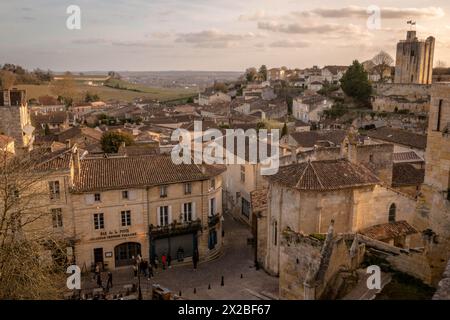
[389,204,396,223]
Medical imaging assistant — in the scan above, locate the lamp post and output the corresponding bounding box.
[137,260,142,300]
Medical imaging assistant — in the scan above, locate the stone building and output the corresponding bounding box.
[0,88,35,152]
[33,149,225,271]
[261,158,417,275]
[394,31,435,85]
[416,83,450,284]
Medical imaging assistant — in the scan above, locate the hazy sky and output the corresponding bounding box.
[1,0,450,71]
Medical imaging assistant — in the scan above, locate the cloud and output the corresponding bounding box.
[238,10,268,21]
[111,40,172,48]
[150,32,174,39]
[308,6,445,19]
[257,21,367,36]
[175,29,256,48]
[72,39,109,45]
[269,40,310,48]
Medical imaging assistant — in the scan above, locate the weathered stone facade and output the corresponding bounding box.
[0,89,34,152]
[394,31,435,85]
[372,83,431,113]
[416,83,450,284]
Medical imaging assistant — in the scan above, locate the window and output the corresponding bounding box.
[388,204,396,223]
[209,198,216,216]
[240,165,246,182]
[273,221,278,246]
[159,206,169,226]
[122,190,129,200]
[369,154,374,163]
[236,192,241,200]
[242,198,250,218]
[183,202,193,222]
[94,213,104,230]
[49,181,60,200]
[436,99,443,131]
[51,208,63,228]
[447,172,450,201]
[94,193,101,202]
[184,183,192,195]
[121,210,131,226]
[210,178,216,190]
[160,185,168,198]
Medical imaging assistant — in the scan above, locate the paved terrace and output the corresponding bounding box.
[79,212,279,300]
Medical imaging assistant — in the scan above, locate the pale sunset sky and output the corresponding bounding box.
[1,0,449,71]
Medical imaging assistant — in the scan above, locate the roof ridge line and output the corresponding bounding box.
[309,161,324,189]
[295,162,310,189]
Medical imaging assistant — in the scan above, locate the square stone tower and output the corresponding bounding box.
[0,88,35,152]
[394,31,435,84]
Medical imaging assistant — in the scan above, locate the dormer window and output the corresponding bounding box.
[160,185,168,198]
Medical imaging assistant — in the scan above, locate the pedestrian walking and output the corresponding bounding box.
[133,264,137,278]
[96,272,102,288]
[193,249,199,270]
[161,254,167,270]
[106,272,113,291]
[148,263,154,279]
[142,260,149,277]
[154,256,159,269]
[167,254,172,268]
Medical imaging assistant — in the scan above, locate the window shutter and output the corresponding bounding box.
[192,202,196,220]
[168,206,172,224]
[156,207,161,226]
[180,203,184,222]
[85,194,94,205]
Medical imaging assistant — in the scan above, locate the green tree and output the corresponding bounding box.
[340,60,372,105]
[100,131,134,153]
[245,67,258,82]
[281,123,288,137]
[286,96,293,115]
[84,92,100,103]
[258,65,268,81]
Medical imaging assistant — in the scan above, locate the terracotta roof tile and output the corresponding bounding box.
[392,163,425,187]
[392,151,424,163]
[73,155,226,192]
[266,159,379,191]
[359,220,417,241]
[365,127,427,150]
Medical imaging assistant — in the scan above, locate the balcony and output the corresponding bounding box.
[208,213,220,228]
[149,219,201,239]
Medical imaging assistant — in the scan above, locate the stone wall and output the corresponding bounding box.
[433,258,450,299]
[372,83,431,113]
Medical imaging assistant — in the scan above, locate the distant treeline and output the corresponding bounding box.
[1,63,53,85]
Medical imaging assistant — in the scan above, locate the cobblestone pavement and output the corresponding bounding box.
[81,212,279,300]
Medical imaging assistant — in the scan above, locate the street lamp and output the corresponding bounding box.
[137,261,142,300]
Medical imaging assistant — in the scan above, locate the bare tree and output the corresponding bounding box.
[371,51,394,82]
[0,70,17,90]
[0,150,67,299]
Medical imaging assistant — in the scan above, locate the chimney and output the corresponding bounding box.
[65,139,71,149]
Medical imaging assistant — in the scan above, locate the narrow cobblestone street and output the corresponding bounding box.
[81,212,279,300]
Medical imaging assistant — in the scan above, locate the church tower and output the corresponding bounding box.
[394,30,435,84]
[0,88,35,152]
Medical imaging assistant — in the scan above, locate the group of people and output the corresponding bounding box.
[93,263,113,291]
[131,249,200,279]
[132,255,154,280]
